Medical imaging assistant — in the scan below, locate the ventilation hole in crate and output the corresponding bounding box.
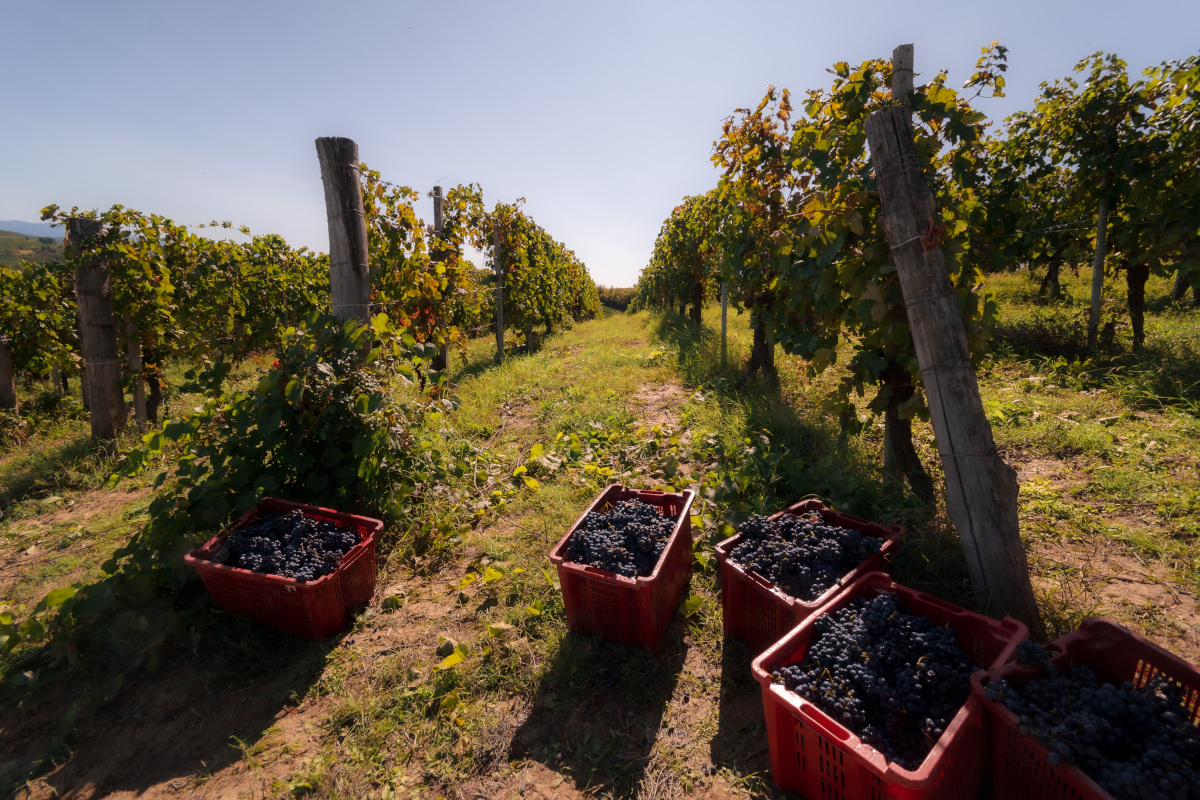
[582,578,634,641]
[746,579,782,651]
[818,775,846,800]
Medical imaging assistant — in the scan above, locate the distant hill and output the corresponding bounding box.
[0,229,63,270]
[0,220,63,239]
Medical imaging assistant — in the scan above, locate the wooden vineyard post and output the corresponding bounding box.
[882,43,913,471]
[494,223,504,363]
[68,217,127,441]
[0,336,16,413]
[125,314,148,430]
[720,282,728,368]
[863,46,1044,635]
[51,366,63,396]
[432,186,450,373]
[316,137,371,326]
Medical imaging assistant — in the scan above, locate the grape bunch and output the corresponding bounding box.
[772,593,979,770]
[729,511,882,602]
[1015,639,1050,668]
[565,499,675,578]
[984,664,1200,800]
[211,509,360,582]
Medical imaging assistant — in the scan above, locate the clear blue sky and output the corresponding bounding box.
[3,0,1197,287]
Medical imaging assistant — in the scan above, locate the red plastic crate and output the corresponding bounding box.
[751,572,1027,800]
[184,497,383,640]
[548,484,696,651]
[716,498,906,655]
[971,617,1200,800]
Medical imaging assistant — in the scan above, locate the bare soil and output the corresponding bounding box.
[1030,539,1200,662]
[630,382,689,429]
[0,487,151,598]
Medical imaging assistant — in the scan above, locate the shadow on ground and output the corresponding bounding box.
[508,622,689,797]
[710,637,772,779]
[0,600,336,799]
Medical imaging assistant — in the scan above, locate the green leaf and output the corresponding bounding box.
[458,572,478,589]
[683,595,706,617]
[19,618,46,641]
[285,379,304,403]
[43,586,77,609]
[526,599,545,616]
[483,566,506,583]
[258,408,282,439]
[523,476,540,491]
[529,443,544,459]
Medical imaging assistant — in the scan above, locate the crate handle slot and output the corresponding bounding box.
[790,695,852,743]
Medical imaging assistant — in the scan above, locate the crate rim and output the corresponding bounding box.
[548,483,696,586]
[752,570,1028,788]
[183,496,384,590]
[714,498,906,605]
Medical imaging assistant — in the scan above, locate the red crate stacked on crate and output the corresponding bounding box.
[716,498,906,654]
[184,497,383,640]
[751,571,1027,800]
[970,617,1200,800]
[548,484,695,652]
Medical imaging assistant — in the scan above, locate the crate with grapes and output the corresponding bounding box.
[751,572,1026,800]
[548,484,695,651]
[973,618,1200,800]
[185,497,383,639]
[715,498,905,654]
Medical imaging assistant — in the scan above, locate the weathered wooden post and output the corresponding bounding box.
[68,217,127,441]
[51,366,63,396]
[1173,266,1189,303]
[124,314,148,429]
[494,222,505,363]
[883,42,914,471]
[431,186,451,374]
[316,137,371,326]
[864,44,1044,635]
[0,336,17,413]
[720,282,728,368]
